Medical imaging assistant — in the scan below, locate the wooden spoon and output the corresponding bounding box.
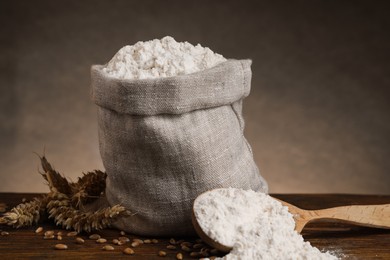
[192,197,390,253]
[275,199,390,233]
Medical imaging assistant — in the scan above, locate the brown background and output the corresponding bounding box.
[0,0,389,194]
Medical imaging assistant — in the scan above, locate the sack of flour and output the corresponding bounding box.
[90,38,268,236]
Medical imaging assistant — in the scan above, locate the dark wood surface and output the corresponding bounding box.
[0,193,389,259]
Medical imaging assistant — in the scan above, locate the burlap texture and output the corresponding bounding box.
[91,59,268,236]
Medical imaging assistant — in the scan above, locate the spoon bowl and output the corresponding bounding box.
[191,210,232,253]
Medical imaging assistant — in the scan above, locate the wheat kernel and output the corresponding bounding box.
[44,230,54,236]
[167,245,176,250]
[133,238,144,244]
[75,237,85,244]
[144,239,152,244]
[169,238,176,245]
[89,234,100,240]
[102,245,115,251]
[67,231,78,237]
[176,253,183,260]
[158,250,167,257]
[152,239,159,244]
[1,231,9,236]
[44,235,55,239]
[57,235,63,240]
[35,227,43,233]
[112,239,119,245]
[54,244,68,250]
[123,247,135,255]
[96,238,107,243]
[120,230,126,236]
[131,241,140,247]
[119,236,130,242]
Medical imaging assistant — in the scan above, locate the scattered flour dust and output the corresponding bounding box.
[102,36,226,79]
[193,188,339,260]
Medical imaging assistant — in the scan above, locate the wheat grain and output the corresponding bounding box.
[54,244,68,250]
[123,247,135,255]
[102,245,115,251]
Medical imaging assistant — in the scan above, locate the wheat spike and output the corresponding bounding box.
[46,190,126,232]
[71,170,107,208]
[0,196,48,228]
[39,156,72,196]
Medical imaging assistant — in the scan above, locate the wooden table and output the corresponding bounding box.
[0,193,389,259]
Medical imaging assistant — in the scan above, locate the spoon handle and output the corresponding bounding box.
[311,204,390,229]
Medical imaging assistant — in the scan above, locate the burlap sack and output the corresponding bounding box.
[91,59,268,236]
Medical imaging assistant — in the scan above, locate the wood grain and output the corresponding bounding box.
[0,193,389,259]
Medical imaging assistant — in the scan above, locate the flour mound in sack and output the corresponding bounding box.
[103,36,226,79]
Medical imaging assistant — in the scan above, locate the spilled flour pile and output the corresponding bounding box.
[102,36,226,79]
[193,188,338,260]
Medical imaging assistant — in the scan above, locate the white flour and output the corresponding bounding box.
[102,36,226,79]
[193,188,338,260]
